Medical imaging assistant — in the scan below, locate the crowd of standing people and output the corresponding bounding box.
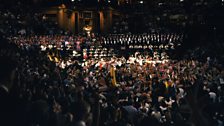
[1,31,224,126]
[0,1,224,126]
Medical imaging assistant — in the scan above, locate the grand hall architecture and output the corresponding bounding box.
[1,0,224,126]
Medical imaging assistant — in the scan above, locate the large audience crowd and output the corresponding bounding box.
[1,1,224,126]
[1,30,224,126]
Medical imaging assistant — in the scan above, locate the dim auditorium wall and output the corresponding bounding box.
[42,5,116,34]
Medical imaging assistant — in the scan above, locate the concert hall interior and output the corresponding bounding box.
[0,0,224,126]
